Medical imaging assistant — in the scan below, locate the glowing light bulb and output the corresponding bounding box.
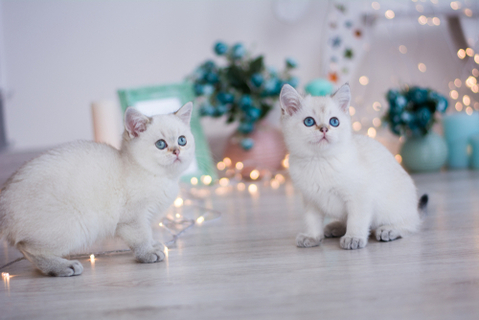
[275,174,285,184]
[367,127,377,138]
[271,179,280,189]
[196,216,205,224]
[466,107,473,115]
[463,95,471,106]
[395,154,402,163]
[349,106,356,116]
[455,102,463,112]
[164,246,168,257]
[219,177,229,187]
[457,49,466,59]
[372,118,381,127]
[237,182,246,191]
[450,90,459,100]
[248,184,258,194]
[216,161,226,171]
[235,162,244,170]
[159,222,164,227]
[418,63,426,72]
[418,15,427,25]
[90,254,95,262]
[175,213,181,219]
[250,169,260,180]
[223,157,232,167]
[372,102,381,111]
[371,2,380,10]
[190,177,198,185]
[282,155,290,168]
[385,10,395,19]
[466,48,474,57]
[432,17,440,25]
[174,197,183,207]
[352,122,362,131]
[359,76,369,85]
[201,175,212,185]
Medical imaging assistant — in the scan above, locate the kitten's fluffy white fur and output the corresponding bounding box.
[0,102,195,276]
[280,84,425,250]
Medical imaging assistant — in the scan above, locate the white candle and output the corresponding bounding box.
[91,100,122,149]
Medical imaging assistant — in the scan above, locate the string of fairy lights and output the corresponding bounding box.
[2,0,478,284]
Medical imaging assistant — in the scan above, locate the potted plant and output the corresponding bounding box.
[384,86,449,172]
[190,41,299,173]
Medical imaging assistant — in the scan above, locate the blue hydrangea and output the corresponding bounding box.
[214,41,228,55]
[214,104,228,117]
[251,73,264,87]
[286,57,298,68]
[287,76,299,88]
[199,103,215,116]
[239,95,252,109]
[205,72,219,84]
[231,43,246,59]
[408,87,428,104]
[216,92,234,104]
[240,138,254,151]
[416,108,432,126]
[246,107,261,121]
[436,96,448,113]
[238,121,254,134]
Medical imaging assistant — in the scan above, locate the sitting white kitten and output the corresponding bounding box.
[280,84,427,250]
[0,102,195,276]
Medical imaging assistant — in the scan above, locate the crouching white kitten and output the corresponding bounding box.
[0,103,195,276]
[280,84,427,250]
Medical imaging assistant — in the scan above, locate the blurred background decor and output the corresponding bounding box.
[189,41,298,176]
[385,86,448,172]
[443,112,479,169]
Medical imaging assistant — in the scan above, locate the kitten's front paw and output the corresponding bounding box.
[375,226,401,242]
[324,221,346,238]
[136,249,165,263]
[340,236,367,250]
[296,233,323,248]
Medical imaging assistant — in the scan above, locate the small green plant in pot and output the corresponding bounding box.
[384,86,449,172]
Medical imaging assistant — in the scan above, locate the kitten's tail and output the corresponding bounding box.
[418,194,429,213]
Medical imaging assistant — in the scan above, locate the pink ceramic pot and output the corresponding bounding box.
[223,122,287,178]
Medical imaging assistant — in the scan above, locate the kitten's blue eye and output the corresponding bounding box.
[329,117,340,127]
[155,139,167,150]
[178,136,187,146]
[304,117,316,127]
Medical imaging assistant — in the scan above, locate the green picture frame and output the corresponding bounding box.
[118,82,217,183]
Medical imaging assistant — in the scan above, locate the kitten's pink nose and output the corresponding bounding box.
[319,126,328,133]
[172,148,180,156]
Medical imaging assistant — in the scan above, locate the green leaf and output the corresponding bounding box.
[249,56,264,75]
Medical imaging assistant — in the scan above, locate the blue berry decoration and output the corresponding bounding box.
[251,73,264,87]
[240,138,254,151]
[286,57,298,69]
[214,41,228,55]
[231,43,246,59]
[385,86,449,137]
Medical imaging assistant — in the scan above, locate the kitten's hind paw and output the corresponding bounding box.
[340,236,367,250]
[136,249,165,263]
[324,221,346,238]
[375,226,401,242]
[296,233,323,248]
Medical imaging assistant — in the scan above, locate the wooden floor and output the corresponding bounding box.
[1,151,479,319]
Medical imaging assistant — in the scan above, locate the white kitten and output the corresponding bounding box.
[280,84,427,250]
[0,102,195,276]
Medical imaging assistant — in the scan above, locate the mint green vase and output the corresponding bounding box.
[400,132,448,172]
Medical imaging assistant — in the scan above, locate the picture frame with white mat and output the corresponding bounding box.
[117,82,217,184]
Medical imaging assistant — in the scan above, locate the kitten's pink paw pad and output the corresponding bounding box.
[296,233,323,248]
[375,227,401,242]
[340,236,367,250]
[324,221,346,238]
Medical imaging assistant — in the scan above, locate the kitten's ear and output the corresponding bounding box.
[175,102,193,125]
[280,84,302,116]
[331,83,351,113]
[124,107,151,138]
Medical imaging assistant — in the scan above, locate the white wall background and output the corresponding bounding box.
[0,0,477,156]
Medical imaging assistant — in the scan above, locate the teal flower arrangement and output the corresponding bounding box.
[385,86,449,137]
[190,41,299,150]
